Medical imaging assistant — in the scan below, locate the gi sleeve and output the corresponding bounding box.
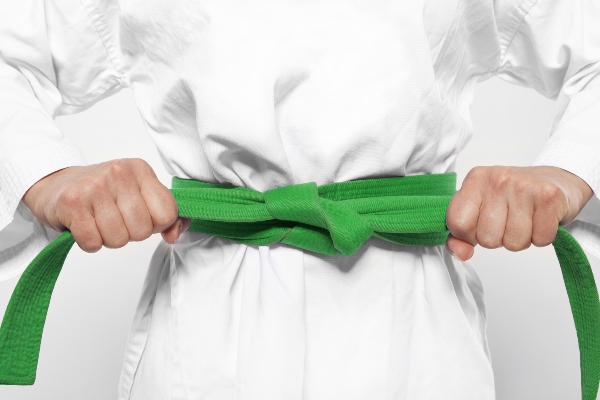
[493,0,600,260]
[0,0,125,281]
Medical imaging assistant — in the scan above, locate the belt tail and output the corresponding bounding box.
[553,226,600,400]
[0,230,75,385]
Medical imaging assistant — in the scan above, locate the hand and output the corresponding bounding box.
[445,165,594,261]
[22,158,191,252]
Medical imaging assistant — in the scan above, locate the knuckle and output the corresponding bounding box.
[105,233,130,249]
[130,225,153,241]
[446,215,472,234]
[531,236,554,247]
[78,235,102,253]
[154,207,178,227]
[80,176,107,197]
[69,213,103,252]
[468,166,486,178]
[503,238,530,252]
[538,183,562,203]
[105,160,132,180]
[532,226,558,247]
[129,157,150,169]
[465,166,487,184]
[514,177,532,195]
[477,233,500,249]
[130,158,155,177]
[80,241,102,253]
[58,187,86,207]
[491,167,515,191]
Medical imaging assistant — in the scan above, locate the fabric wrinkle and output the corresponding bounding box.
[2,0,600,398]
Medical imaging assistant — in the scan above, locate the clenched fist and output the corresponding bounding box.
[22,158,191,252]
[445,165,594,261]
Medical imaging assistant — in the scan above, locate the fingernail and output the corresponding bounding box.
[178,220,184,235]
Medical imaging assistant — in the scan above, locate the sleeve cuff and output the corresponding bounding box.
[531,140,600,201]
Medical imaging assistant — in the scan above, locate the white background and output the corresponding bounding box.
[0,76,597,399]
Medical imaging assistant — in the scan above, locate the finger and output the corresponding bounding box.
[532,196,561,247]
[144,183,179,234]
[92,191,130,249]
[114,179,154,242]
[476,194,508,249]
[446,186,482,246]
[68,206,103,253]
[503,193,534,252]
[134,165,179,234]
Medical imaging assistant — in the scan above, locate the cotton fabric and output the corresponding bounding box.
[1,0,600,399]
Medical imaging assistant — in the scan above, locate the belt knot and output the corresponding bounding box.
[264,182,372,256]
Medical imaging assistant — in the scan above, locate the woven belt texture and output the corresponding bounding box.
[0,172,598,399]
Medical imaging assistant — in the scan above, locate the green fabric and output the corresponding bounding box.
[0,172,598,399]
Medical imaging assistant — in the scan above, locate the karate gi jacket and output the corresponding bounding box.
[1,0,600,398]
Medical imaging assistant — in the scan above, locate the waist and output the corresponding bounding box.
[1,171,599,400]
[170,172,457,256]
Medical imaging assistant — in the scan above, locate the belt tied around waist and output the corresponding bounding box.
[0,172,599,398]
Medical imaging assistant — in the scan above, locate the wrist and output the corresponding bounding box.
[544,166,594,226]
[555,167,594,204]
[22,167,70,219]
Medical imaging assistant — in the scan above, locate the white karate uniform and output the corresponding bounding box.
[1,0,600,398]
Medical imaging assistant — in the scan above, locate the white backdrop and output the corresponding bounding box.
[0,76,597,399]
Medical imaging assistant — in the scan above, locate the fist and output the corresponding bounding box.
[445,165,594,261]
[22,158,191,252]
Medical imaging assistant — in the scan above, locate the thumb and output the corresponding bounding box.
[161,217,191,244]
[446,233,475,261]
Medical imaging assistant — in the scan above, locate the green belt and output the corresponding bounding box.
[0,172,599,398]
